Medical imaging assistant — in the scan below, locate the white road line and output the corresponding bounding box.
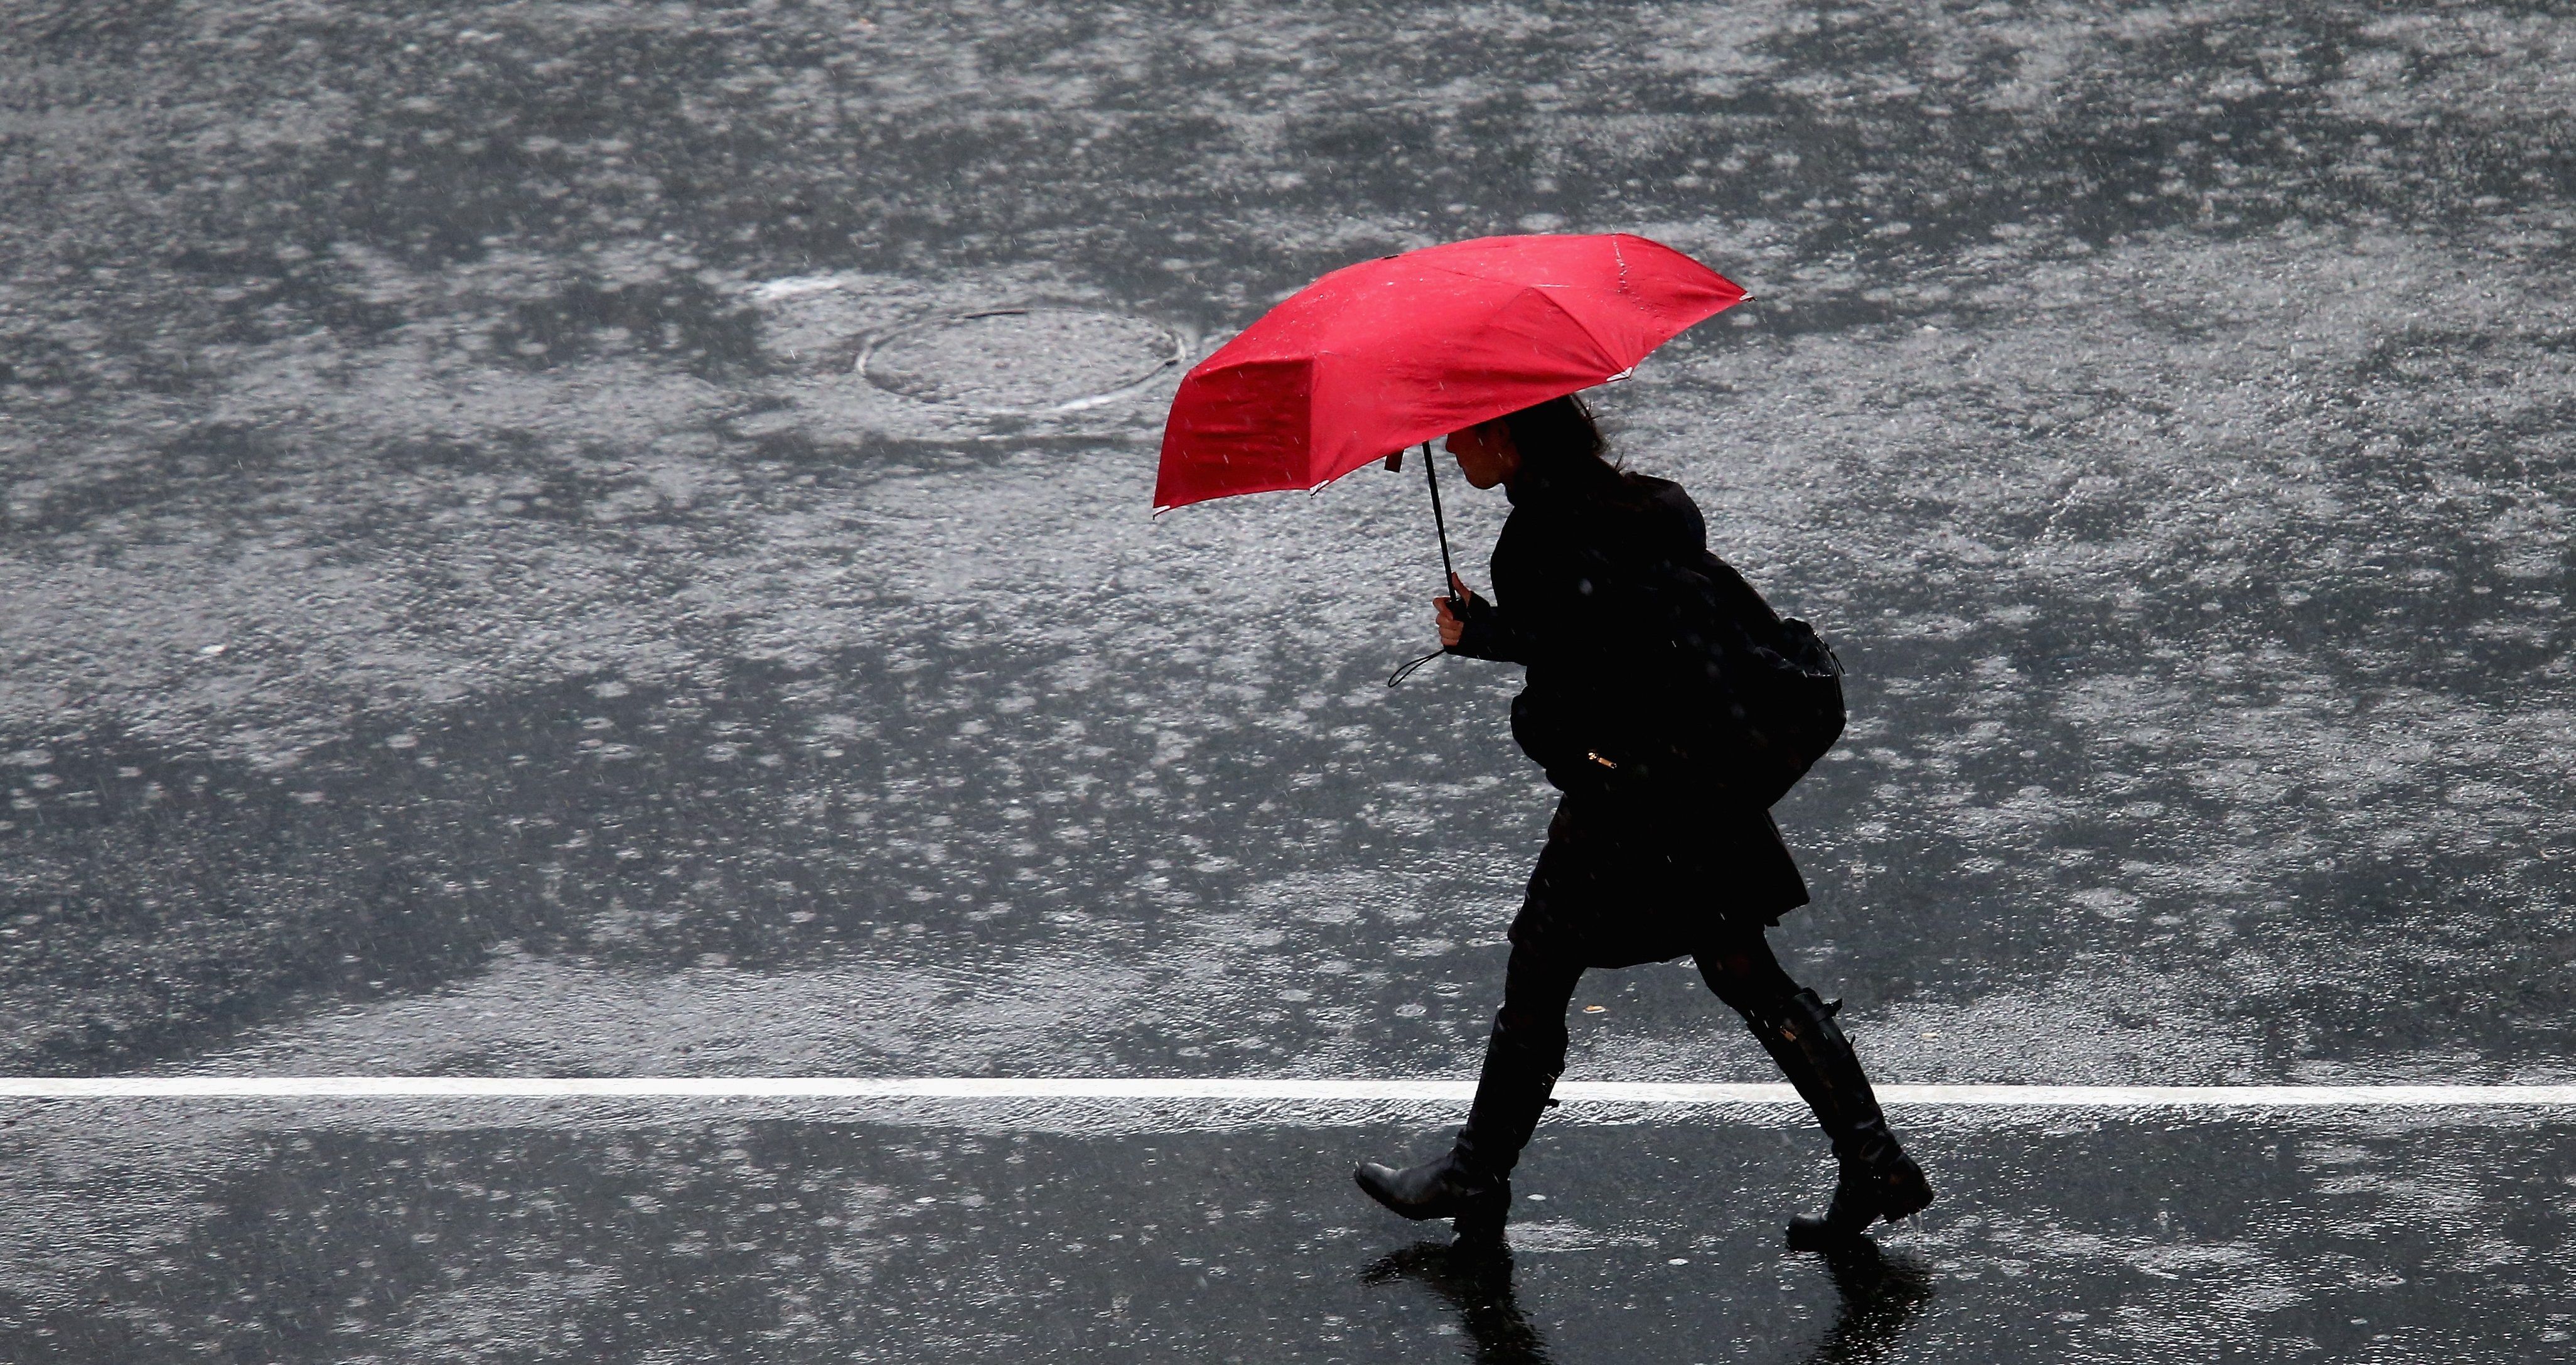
[1,1078,2573,1106]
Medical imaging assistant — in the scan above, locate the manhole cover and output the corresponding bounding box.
[859,308,1184,413]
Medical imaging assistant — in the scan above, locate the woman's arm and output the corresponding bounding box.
[1439,576,1539,664]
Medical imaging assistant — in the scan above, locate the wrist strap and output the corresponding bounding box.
[1387,648,1444,687]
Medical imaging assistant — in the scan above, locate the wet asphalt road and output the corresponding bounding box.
[4,0,2573,1359]
[5,1099,2575,1362]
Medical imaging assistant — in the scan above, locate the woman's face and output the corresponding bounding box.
[1446,419,1520,490]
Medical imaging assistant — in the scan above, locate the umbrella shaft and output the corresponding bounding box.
[1423,443,1458,598]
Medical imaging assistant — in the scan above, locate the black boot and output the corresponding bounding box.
[1353,1148,1512,1244]
[1356,1020,1561,1243]
[1739,988,1934,1247]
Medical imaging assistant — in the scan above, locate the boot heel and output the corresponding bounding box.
[1451,1183,1510,1244]
[1876,1157,1934,1225]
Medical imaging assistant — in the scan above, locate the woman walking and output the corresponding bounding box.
[1353,395,1934,1248]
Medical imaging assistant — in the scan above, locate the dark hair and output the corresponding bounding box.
[1501,394,1655,512]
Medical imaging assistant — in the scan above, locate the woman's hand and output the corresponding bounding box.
[1434,572,1475,649]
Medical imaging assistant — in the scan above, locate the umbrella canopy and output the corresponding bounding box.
[1153,234,1745,512]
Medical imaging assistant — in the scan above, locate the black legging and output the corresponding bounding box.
[1493,926,1804,1077]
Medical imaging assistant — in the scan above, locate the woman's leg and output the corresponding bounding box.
[1456,942,1584,1179]
[1692,930,1799,1022]
[1695,928,1933,1243]
[1356,941,1582,1240]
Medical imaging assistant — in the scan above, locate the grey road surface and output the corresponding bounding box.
[3,1,2572,1360]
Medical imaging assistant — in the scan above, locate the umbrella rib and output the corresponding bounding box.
[1305,349,1332,492]
[1495,284,1625,384]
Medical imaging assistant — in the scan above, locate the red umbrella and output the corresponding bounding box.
[1152,233,1746,514]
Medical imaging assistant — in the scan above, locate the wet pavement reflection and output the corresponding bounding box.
[1363,1243,1560,1365]
[1359,1238,1942,1365]
[1803,1244,1938,1365]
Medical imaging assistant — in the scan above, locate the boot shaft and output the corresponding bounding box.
[1455,1018,1564,1180]
[1747,988,1896,1156]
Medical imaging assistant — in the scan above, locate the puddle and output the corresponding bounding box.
[857,308,1186,413]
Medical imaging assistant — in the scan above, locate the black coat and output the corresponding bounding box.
[1449,462,1810,967]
